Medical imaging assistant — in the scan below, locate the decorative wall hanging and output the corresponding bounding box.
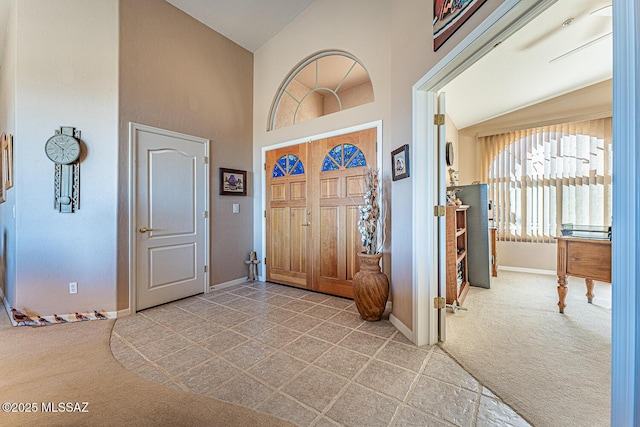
[0,133,5,204]
[245,251,261,282]
[45,126,82,213]
[220,168,247,196]
[2,133,13,189]
[392,144,410,181]
[433,0,488,51]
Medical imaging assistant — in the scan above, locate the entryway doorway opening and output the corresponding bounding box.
[411,0,561,346]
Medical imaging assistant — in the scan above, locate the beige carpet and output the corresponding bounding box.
[442,270,611,427]
[0,308,293,427]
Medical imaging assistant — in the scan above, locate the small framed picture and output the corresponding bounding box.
[0,133,5,203]
[392,144,410,181]
[220,168,247,196]
[3,133,13,189]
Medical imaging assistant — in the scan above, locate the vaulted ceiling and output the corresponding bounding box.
[0,0,612,130]
[165,0,317,52]
[166,0,612,130]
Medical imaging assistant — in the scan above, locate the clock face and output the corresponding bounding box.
[45,134,80,164]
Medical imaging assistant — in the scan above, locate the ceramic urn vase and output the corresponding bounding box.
[352,252,389,321]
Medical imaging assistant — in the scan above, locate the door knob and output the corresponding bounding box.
[139,227,153,233]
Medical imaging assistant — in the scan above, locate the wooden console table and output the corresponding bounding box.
[555,236,611,313]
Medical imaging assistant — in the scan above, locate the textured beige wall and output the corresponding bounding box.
[457,80,612,271]
[118,0,254,309]
[284,79,324,127]
[325,81,375,114]
[254,0,504,331]
[496,241,557,272]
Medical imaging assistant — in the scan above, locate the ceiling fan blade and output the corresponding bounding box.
[549,32,612,63]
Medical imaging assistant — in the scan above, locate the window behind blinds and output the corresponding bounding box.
[480,118,612,242]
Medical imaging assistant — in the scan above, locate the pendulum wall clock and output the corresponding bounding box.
[45,126,82,213]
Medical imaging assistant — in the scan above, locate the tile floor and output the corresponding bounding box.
[110,281,530,427]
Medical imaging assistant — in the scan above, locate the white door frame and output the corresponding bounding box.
[260,120,383,282]
[610,2,639,425]
[128,122,210,313]
[413,0,639,423]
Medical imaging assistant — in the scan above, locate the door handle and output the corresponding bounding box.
[139,227,154,233]
[301,222,311,227]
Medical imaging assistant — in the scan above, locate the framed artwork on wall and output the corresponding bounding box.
[392,144,410,181]
[0,133,5,203]
[3,133,13,189]
[220,168,247,196]
[433,0,488,51]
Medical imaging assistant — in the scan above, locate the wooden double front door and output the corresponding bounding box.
[266,128,376,298]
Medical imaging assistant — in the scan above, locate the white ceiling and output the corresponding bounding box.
[165,0,317,52]
[442,0,613,129]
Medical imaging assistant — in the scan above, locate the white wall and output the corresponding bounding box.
[0,0,16,305]
[6,0,119,314]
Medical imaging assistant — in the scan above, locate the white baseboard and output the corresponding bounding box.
[498,266,556,276]
[390,313,415,343]
[210,277,247,291]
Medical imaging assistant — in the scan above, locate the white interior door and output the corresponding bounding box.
[437,92,448,342]
[132,124,209,311]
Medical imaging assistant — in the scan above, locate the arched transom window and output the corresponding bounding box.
[269,51,374,131]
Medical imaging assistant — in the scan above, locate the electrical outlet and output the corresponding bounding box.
[69,282,78,294]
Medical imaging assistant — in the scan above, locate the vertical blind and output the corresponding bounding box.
[480,117,612,243]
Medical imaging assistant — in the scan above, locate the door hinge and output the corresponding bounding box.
[264,257,267,265]
[264,163,267,170]
[434,114,445,126]
[204,156,209,164]
[264,210,267,218]
[434,297,445,309]
[204,265,208,273]
[434,205,446,217]
[204,211,208,218]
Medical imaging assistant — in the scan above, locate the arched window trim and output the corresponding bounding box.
[293,88,342,125]
[272,154,305,178]
[267,50,372,131]
[321,143,367,172]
